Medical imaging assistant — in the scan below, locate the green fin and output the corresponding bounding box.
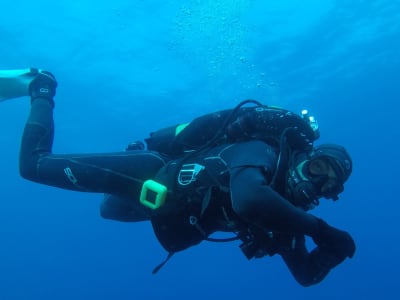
[0,68,36,102]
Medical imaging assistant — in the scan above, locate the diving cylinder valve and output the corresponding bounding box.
[301,109,320,139]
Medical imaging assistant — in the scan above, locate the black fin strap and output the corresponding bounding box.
[152,252,175,274]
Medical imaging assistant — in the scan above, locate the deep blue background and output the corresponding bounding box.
[1,1,399,299]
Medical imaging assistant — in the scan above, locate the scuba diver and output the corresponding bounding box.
[2,68,355,286]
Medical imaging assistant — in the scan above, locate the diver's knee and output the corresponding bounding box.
[19,160,37,182]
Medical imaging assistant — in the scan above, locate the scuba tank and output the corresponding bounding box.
[144,100,320,156]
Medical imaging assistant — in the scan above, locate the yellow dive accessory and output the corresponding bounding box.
[140,180,167,210]
[175,123,189,135]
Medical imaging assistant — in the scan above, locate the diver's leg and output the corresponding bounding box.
[19,70,166,200]
[19,69,57,178]
[229,167,319,236]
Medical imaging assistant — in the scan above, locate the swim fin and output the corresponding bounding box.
[0,68,38,102]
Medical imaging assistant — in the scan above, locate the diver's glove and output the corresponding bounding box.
[312,218,356,263]
[28,68,57,102]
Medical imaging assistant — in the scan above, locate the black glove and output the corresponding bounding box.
[312,218,356,262]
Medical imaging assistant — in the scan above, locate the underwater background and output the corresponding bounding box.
[0,0,399,299]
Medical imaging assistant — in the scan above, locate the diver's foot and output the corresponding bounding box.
[28,68,57,101]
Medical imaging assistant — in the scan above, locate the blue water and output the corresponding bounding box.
[1,0,399,299]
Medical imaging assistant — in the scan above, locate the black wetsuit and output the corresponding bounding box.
[19,97,342,286]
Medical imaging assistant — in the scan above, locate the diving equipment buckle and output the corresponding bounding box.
[178,163,205,186]
[140,180,167,210]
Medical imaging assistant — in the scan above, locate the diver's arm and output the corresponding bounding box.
[230,166,320,236]
[272,219,356,287]
[280,235,332,286]
[229,166,356,266]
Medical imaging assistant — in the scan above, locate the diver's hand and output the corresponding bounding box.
[312,218,356,261]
